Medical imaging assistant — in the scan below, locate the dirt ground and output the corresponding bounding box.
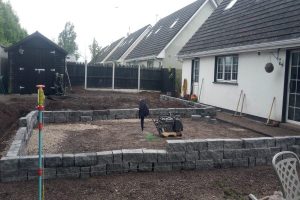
[0,88,186,157]
[0,166,280,200]
[27,118,263,154]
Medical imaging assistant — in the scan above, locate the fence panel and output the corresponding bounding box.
[87,65,112,88]
[67,62,85,86]
[115,65,138,89]
[140,67,162,91]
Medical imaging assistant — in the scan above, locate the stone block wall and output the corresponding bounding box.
[1,136,300,182]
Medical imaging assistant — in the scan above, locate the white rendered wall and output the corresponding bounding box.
[183,50,287,121]
[181,60,192,95]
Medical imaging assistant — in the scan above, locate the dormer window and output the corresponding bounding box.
[170,18,179,28]
[225,0,238,10]
[155,26,162,34]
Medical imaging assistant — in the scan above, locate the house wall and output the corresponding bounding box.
[162,1,215,69]
[182,49,287,121]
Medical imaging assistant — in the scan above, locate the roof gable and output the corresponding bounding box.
[106,25,151,62]
[126,0,206,60]
[179,0,300,56]
[96,37,124,63]
[5,31,68,55]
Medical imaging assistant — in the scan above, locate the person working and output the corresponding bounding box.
[138,99,149,133]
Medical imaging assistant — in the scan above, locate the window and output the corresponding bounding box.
[193,59,199,83]
[216,55,238,82]
[170,18,179,28]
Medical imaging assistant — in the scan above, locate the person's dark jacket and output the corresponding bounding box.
[139,100,149,118]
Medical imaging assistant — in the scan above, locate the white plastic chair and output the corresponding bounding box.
[249,151,300,200]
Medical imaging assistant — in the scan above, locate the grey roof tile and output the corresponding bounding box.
[96,37,124,63]
[179,0,300,55]
[126,0,206,60]
[106,25,151,62]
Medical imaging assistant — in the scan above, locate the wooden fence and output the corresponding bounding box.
[67,63,175,93]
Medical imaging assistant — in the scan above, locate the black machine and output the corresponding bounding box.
[153,113,183,137]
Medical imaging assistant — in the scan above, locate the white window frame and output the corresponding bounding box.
[216,55,238,83]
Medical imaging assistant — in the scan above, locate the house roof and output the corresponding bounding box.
[106,25,151,62]
[5,31,68,55]
[126,0,206,60]
[95,37,124,63]
[179,0,300,56]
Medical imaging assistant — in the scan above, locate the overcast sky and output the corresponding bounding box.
[5,0,195,61]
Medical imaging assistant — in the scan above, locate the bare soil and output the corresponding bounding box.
[27,118,263,154]
[0,166,280,200]
[0,88,186,158]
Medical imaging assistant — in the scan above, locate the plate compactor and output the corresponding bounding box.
[152,113,183,137]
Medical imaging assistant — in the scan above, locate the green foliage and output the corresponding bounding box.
[0,0,27,46]
[89,38,101,64]
[58,22,79,60]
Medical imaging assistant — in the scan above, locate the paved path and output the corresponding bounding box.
[217,112,300,137]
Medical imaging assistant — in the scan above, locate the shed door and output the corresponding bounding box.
[287,50,300,124]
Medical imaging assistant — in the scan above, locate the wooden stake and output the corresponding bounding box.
[198,78,204,102]
[266,97,276,125]
[240,93,246,116]
[234,90,243,116]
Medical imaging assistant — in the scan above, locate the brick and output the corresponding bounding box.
[62,154,74,167]
[80,167,91,179]
[139,163,153,172]
[0,169,27,182]
[166,140,186,152]
[44,154,62,167]
[243,138,274,148]
[80,116,92,122]
[154,162,172,172]
[19,155,39,169]
[106,163,123,174]
[129,163,138,172]
[43,112,54,123]
[96,151,113,165]
[270,147,281,157]
[57,167,80,178]
[75,153,97,167]
[93,110,109,120]
[142,149,157,163]
[200,150,223,161]
[233,158,248,168]
[53,111,68,123]
[206,139,224,150]
[167,152,185,162]
[249,157,255,167]
[221,159,233,168]
[196,160,214,170]
[275,137,295,148]
[122,149,143,163]
[223,139,243,149]
[157,150,167,162]
[185,151,199,161]
[112,150,122,163]
[241,149,256,158]
[255,158,267,166]
[91,164,106,176]
[183,161,196,170]
[68,111,81,122]
[185,139,207,152]
[224,149,243,159]
[28,168,57,180]
[255,148,271,158]
[172,162,183,171]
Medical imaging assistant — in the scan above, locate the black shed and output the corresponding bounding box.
[5,31,68,94]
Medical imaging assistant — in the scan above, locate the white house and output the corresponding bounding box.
[125,0,221,68]
[178,0,300,124]
[95,37,124,64]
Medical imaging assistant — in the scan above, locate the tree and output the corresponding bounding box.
[58,22,79,60]
[0,0,27,46]
[89,38,101,64]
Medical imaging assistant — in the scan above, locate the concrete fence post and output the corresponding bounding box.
[84,60,87,90]
[112,62,115,90]
[138,65,141,92]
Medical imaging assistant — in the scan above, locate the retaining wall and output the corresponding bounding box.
[1,136,300,182]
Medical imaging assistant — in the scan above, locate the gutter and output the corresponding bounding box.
[125,55,157,63]
[178,38,300,59]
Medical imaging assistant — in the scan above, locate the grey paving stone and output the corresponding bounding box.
[93,110,109,120]
[96,151,113,165]
[139,163,153,172]
[172,162,183,171]
[255,148,271,158]
[19,155,39,169]
[185,139,207,152]
[122,149,143,163]
[43,112,54,123]
[167,152,185,162]
[142,149,157,163]
[157,150,167,162]
[196,160,214,170]
[185,151,199,161]
[129,163,138,172]
[106,163,123,174]
[206,139,224,150]
[290,145,300,155]
[112,150,123,164]
[223,139,243,149]
[80,111,93,116]
[80,167,91,179]
[91,164,107,176]
[166,140,186,152]
[233,158,248,168]
[53,111,68,123]
[241,149,256,158]
[275,137,295,148]
[243,137,274,148]
[62,154,75,167]
[154,162,172,172]
[270,147,282,157]
[200,150,223,161]
[68,111,81,122]
[80,116,92,122]
[57,167,80,178]
[27,168,57,180]
[223,149,244,159]
[75,153,97,167]
[221,159,233,168]
[0,169,27,182]
[44,154,62,167]
[255,158,267,166]
[183,161,196,170]
[249,157,256,167]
